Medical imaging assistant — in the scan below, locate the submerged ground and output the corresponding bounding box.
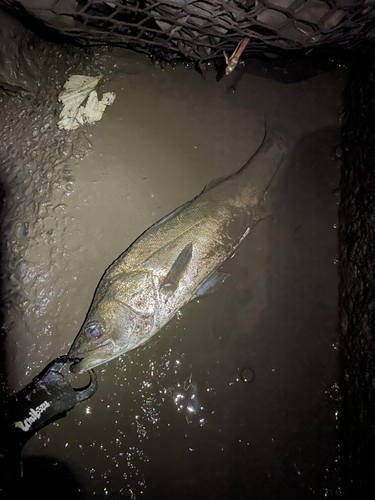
[0,33,345,499]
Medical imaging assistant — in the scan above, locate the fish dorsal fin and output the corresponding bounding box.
[160,242,193,297]
[199,177,226,195]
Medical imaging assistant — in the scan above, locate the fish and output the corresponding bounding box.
[69,131,286,373]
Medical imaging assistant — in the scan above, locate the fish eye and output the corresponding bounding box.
[85,323,104,339]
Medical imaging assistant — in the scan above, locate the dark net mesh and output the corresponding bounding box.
[3,1,375,61]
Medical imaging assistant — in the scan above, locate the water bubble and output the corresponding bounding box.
[241,367,254,383]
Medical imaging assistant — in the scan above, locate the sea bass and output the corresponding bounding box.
[69,134,285,373]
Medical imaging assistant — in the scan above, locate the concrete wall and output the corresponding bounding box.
[340,44,375,499]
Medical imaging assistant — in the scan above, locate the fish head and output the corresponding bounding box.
[69,271,157,373]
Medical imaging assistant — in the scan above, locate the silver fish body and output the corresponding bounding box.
[69,135,285,373]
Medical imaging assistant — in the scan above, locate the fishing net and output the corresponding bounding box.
[2,1,375,61]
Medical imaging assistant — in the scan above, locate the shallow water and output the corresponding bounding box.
[0,43,344,498]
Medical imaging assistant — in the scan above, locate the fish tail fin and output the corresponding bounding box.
[236,118,286,196]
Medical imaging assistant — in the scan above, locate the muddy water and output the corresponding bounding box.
[0,43,344,498]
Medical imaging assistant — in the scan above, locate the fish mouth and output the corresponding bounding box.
[69,341,116,374]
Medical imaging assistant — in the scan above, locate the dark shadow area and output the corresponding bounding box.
[238,127,341,499]
[0,2,72,46]
[242,48,352,84]
[0,449,81,499]
[21,456,81,499]
[219,47,354,88]
[340,42,375,500]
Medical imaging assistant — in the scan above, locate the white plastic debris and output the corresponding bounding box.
[58,75,116,131]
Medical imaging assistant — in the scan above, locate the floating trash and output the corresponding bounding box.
[58,75,116,131]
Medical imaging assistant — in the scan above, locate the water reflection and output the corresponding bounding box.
[167,373,203,424]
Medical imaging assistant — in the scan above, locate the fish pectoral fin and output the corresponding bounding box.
[192,271,230,300]
[160,242,193,296]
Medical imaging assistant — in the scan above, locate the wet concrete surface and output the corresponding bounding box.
[0,37,345,498]
[339,46,375,499]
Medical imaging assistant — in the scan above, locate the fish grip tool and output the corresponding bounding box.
[0,356,97,492]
